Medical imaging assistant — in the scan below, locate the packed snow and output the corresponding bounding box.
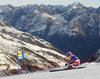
[0,62,100,79]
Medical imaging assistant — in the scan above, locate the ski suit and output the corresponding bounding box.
[66,54,80,68]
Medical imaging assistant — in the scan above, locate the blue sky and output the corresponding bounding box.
[0,0,100,8]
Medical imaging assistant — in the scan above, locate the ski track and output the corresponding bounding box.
[0,62,100,79]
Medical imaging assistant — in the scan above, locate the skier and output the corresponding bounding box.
[64,51,80,69]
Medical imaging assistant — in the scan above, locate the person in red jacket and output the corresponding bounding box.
[64,51,80,69]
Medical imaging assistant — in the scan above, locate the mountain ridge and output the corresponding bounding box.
[0,20,65,74]
[0,2,100,61]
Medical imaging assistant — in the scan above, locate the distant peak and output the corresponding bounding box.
[71,1,85,9]
[5,4,15,7]
[74,1,80,5]
[95,7,100,13]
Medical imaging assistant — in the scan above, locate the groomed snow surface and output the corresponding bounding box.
[0,62,100,79]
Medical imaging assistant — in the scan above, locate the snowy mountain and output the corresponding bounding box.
[70,1,85,9]
[88,49,100,62]
[0,20,65,75]
[0,2,100,61]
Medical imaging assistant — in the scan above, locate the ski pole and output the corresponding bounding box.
[72,49,77,53]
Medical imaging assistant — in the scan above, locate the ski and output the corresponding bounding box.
[50,67,85,72]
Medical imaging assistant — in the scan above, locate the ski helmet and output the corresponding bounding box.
[66,51,72,56]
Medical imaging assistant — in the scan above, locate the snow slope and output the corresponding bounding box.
[1,62,100,79]
[0,20,65,73]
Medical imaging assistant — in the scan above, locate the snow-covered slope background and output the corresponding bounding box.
[0,20,65,75]
[89,49,100,62]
